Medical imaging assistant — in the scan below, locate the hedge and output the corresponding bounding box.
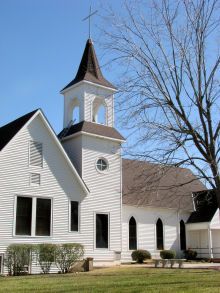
[160,250,176,259]
[4,243,84,275]
[131,250,151,263]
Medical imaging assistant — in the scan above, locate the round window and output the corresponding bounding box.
[96,158,108,172]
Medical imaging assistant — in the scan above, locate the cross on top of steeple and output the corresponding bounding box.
[82,5,98,39]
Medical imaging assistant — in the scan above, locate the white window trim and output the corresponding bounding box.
[13,195,53,238]
[94,212,110,251]
[95,157,109,174]
[69,200,80,233]
[128,215,139,252]
[28,141,43,169]
[179,219,186,251]
[155,218,165,251]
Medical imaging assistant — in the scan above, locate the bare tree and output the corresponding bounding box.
[100,0,220,205]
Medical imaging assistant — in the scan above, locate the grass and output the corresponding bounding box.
[0,267,220,293]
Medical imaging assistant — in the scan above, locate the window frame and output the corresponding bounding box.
[180,220,186,250]
[95,158,109,173]
[28,141,43,168]
[69,200,80,233]
[155,218,164,251]
[13,195,53,238]
[94,212,110,250]
[128,216,137,251]
[35,197,52,237]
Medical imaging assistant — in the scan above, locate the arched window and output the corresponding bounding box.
[92,98,107,125]
[96,105,106,124]
[70,97,80,125]
[156,218,164,250]
[72,106,79,124]
[180,220,186,250]
[129,217,137,250]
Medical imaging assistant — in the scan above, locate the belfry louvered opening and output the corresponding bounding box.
[29,141,43,167]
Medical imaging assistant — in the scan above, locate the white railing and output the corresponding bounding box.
[190,247,220,258]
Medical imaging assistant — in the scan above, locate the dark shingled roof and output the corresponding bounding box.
[61,39,116,91]
[0,109,38,151]
[58,120,125,141]
[122,159,206,210]
[187,190,218,223]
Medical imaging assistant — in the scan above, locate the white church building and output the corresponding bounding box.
[0,39,220,273]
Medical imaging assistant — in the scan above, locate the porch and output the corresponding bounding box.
[186,222,220,259]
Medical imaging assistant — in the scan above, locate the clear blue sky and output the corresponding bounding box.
[0,0,123,133]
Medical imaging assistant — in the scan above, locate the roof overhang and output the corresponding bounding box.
[60,130,125,143]
[186,222,210,230]
[122,203,193,212]
[60,80,117,95]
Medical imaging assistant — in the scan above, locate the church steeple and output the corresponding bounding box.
[61,39,117,129]
[61,39,116,92]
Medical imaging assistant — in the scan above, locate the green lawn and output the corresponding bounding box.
[0,267,220,293]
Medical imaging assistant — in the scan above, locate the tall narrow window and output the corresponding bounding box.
[16,196,32,235]
[36,198,51,236]
[129,217,137,250]
[156,218,164,250]
[71,201,79,232]
[96,214,109,249]
[0,255,2,274]
[180,220,186,250]
[29,141,43,167]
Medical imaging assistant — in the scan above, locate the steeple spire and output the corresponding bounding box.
[61,39,116,92]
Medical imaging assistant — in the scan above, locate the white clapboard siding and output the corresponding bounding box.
[121,205,190,261]
[0,113,122,275]
[62,136,82,176]
[62,133,122,261]
[0,115,88,271]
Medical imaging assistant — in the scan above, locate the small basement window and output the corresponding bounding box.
[29,141,43,167]
[96,158,108,172]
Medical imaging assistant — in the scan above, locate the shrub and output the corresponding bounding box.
[35,243,56,274]
[184,249,197,260]
[55,243,84,273]
[160,250,176,259]
[4,244,33,276]
[131,250,151,263]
